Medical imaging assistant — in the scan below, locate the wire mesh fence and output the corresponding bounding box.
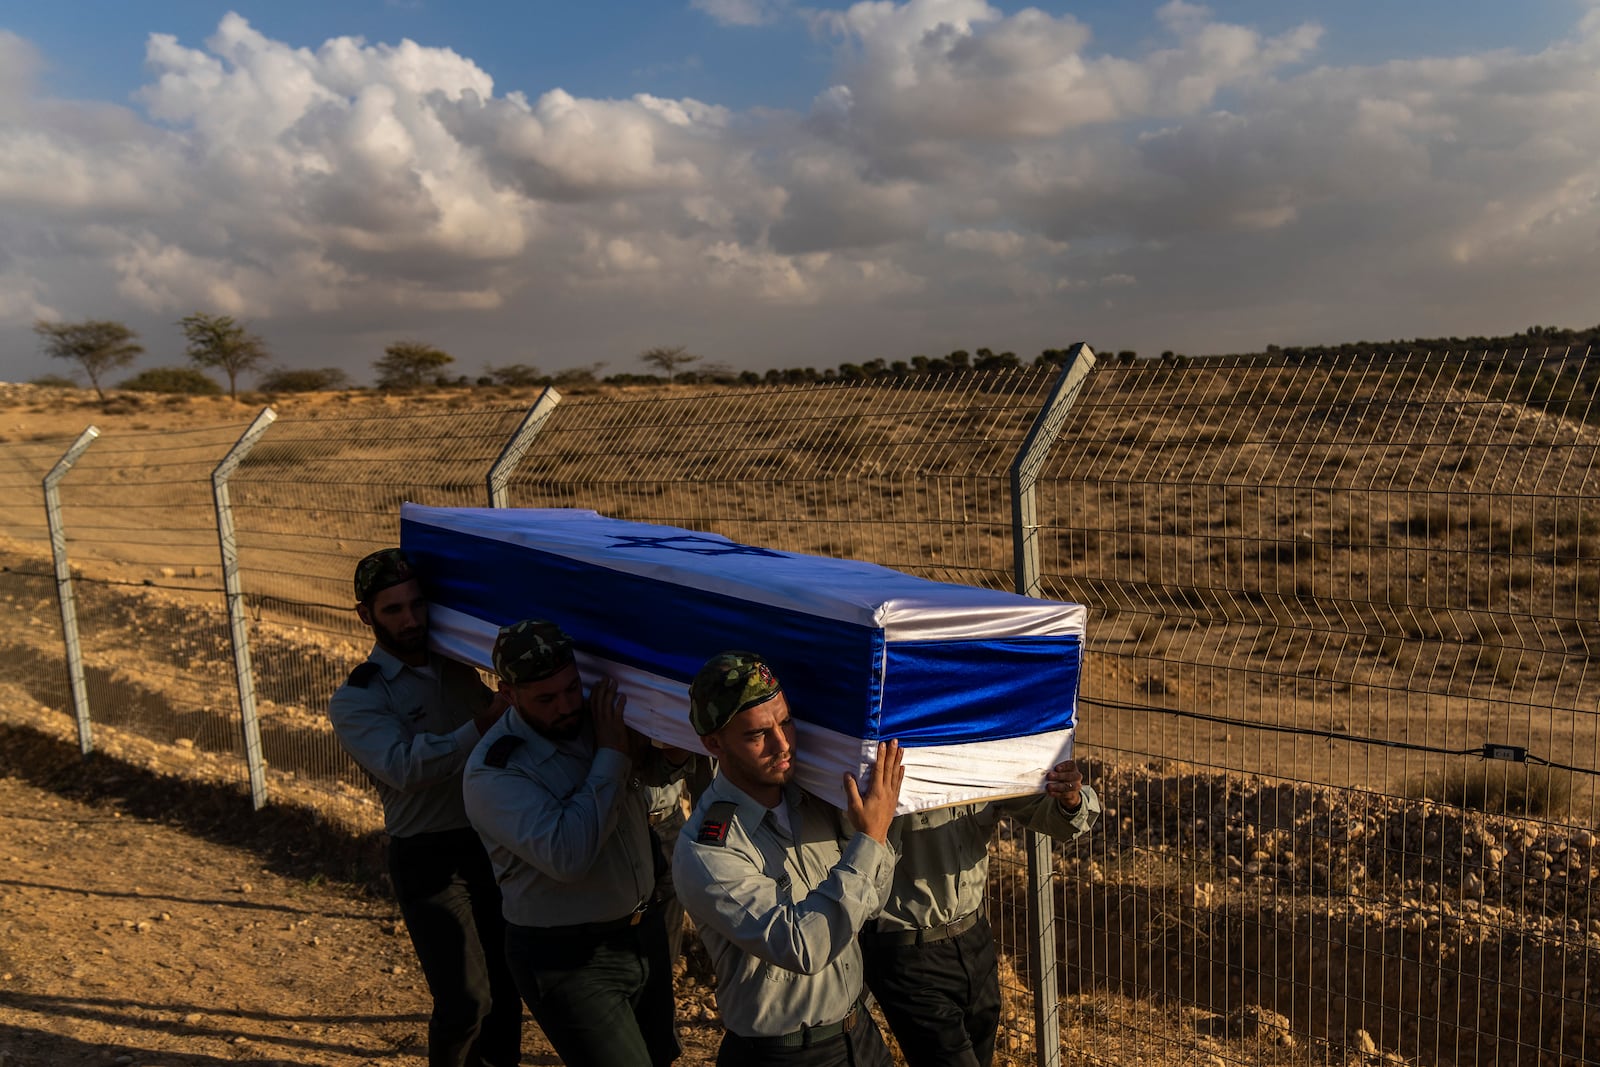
[222,400,545,828]
[0,433,76,729]
[0,350,1596,1066]
[39,423,254,780]
[1046,349,1599,1066]
[502,373,1058,590]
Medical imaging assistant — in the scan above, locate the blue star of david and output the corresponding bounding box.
[607,534,786,558]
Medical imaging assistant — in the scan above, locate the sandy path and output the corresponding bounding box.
[0,724,724,1067]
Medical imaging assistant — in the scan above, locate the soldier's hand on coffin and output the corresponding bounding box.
[591,676,632,755]
[845,739,905,844]
[475,686,513,736]
[1045,758,1084,813]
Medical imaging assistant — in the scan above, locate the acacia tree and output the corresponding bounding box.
[178,312,270,400]
[639,345,700,385]
[258,366,350,393]
[32,319,144,401]
[486,362,542,386]
[375,341,454,389]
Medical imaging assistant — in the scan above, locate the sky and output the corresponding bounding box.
[1,1,1598,385]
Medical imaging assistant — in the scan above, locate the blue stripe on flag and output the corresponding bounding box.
[403,519,884,738]
[880,637,1079,743]
[404,515,1081,747]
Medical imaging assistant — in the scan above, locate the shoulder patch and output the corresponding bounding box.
[696,801,740,847]
[346,662,382,688]
[484,734,525,769]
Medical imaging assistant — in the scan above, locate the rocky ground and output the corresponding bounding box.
[0,721,733,1067]
[6,701,1596,1067]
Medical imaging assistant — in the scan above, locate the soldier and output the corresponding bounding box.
[673,651,904,1067]
[862,765,1101,1067]
[463,619,684,1067]
[644,779,687,961]
[647,751,713,965]
[327,548,521,1067]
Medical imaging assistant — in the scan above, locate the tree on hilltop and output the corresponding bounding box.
[33,319,144,402]
[375,341,454,389]
[639,345,700,384]
[258,366,351,393]
[120,366,223,396]
[486,362,543,387]
[179,312,270,401]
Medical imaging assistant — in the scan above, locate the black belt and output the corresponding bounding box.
[862,908,982,947]
[734,999,865,1050]
[518,897,653,937]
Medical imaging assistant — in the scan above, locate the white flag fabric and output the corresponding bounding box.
[401,503,1086,812]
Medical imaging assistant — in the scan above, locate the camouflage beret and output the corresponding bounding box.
[493,619,576,684]
[689,651,783,736]
[354,548,416,604]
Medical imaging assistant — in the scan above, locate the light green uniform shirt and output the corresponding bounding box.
[326,645,489,838]
[874,785,1101,933]
[673,775,895,1038]
[463,707,659,928]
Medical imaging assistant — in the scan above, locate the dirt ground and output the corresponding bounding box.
[0,723,726,1067]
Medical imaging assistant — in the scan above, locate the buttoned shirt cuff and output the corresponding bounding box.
[1063,784,1102,834]
[841,830,893,873]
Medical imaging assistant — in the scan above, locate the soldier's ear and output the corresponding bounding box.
[356,602,372,626]
[700,731,723,759]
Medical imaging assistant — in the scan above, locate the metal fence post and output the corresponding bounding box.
[1009,344,1097,1067]
[487,387,563,507]
[43,426,101,756]
[213,406,278,809]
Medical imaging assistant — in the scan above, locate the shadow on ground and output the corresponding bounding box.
[0,722,389,896]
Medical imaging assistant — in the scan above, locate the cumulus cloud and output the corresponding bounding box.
[0,5,1598,376]
[812,0,1320,151]
[0,31,42,120]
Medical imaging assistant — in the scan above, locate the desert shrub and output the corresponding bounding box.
[119,366,223,395]
[486,363,543,387]
[1555,535,1600,563]
[1405,762,1572,816]
[1553,513,1600,537]
[1404,505,1464,538]
[1488,520,1537,554]
[28,373,80,388]
[1055,528,1103,558]
[258,367,350,393]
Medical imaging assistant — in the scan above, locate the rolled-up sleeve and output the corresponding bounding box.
[328,687,481,793]
[1008,783,1103,840]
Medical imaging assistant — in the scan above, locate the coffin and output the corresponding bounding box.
[401,503,1085,812]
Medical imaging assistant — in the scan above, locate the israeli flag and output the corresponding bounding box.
[401,504,1085,812]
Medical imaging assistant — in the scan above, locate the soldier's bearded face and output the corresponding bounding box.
[706,696,797,795]
[360,579,429,657]
[507,664,586,740]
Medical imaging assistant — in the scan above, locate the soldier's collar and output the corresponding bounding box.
[367,643,418,681]
[706,775,775,828]
[707,775,812,827]
[503,705,566,763]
